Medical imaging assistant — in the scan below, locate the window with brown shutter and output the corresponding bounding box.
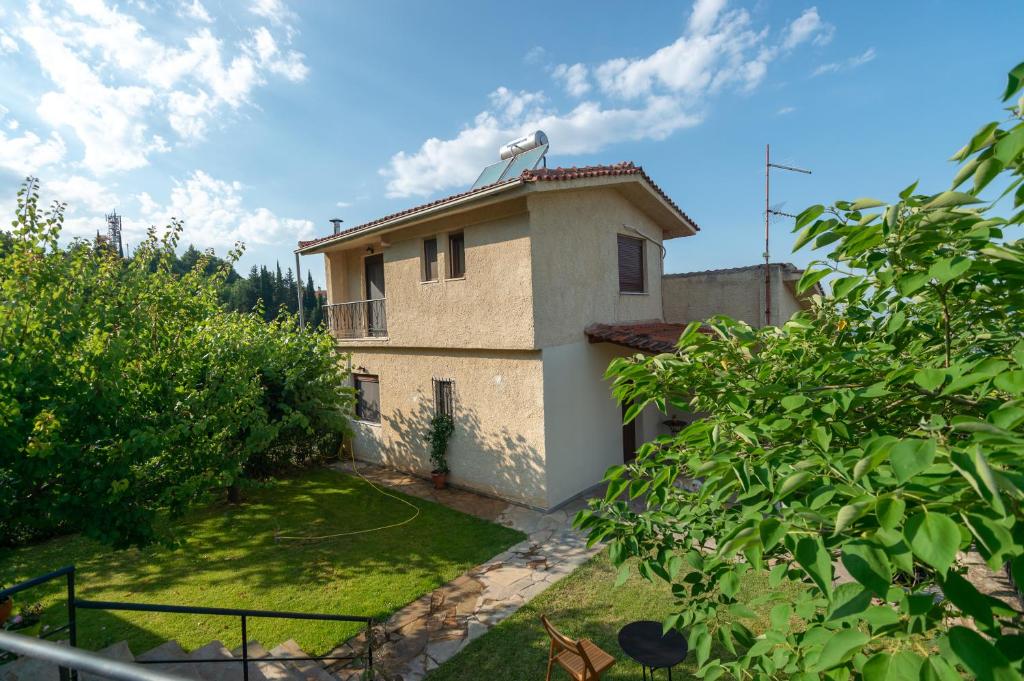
[423,238,438,281]
[448,232,465,278]
[617,234,645,293]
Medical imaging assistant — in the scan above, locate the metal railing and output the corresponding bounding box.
[324,298,387,339]
[0,631,191,681]
[0,567,374,681]
[0,565,77,679]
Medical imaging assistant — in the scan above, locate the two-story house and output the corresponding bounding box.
[296,161,700,510]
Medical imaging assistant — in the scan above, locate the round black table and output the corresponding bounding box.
[617,620,688,680]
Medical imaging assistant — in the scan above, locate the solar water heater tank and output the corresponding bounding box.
[499,130,549,160]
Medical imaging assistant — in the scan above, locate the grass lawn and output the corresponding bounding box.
[0,468,524,656]
[428,552,804,681]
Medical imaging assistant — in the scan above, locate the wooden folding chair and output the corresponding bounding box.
[541,614,615,681]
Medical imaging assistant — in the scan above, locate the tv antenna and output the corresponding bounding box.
[764,144,811,324]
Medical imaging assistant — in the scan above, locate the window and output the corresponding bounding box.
[423,238,438,281]
[433,378,454,417]
[448,232,465,278]
[354,374,380,423]
[617,234,645,293]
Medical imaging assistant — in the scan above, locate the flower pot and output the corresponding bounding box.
[431,471,448,490]
[0,598,12,626]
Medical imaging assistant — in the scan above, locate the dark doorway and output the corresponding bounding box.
[622,403,637,462]
[364,254,385,336]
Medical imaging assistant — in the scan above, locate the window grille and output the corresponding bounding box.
[433,378,454,417]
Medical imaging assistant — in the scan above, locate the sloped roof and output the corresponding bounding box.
[585,321,710,354]
[297,162,698,253]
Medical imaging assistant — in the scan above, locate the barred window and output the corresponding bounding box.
[433,378,454,417]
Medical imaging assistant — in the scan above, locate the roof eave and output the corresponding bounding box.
[295,179,525,255]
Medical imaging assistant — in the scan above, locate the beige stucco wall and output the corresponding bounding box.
[528,187,666,349]
[346,347,548,508]
[661,265,809,328]
[541,340,625,507]
[323,200,535,350]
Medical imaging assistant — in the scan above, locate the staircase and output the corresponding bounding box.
[0,637,367,681]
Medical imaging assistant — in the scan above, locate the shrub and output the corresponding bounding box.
[0,180,353,548]
[577,63,1024,679]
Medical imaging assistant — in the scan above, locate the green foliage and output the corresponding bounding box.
[427,413,455,474]
[0,180,353,548]
[577,62,1024,679]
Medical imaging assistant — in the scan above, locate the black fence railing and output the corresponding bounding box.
[0,565,77,680]
[0,567,374,681]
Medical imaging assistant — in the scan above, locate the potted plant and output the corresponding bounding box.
[0,589,12,626]
[427,413,455,490]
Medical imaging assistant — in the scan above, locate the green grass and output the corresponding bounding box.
[0,468,524,656]
[427,552,804,681]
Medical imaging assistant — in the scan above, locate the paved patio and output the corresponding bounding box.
[324,460,598,681]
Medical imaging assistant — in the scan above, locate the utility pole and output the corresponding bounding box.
[764,144,811,325]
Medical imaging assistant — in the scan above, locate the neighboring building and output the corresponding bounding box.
[662,262,816,328]
[296,162,813,510]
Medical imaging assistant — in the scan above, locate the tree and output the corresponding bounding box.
[578,62,1024,680]
[0,180,353,549]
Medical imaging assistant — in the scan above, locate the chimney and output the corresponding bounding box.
[330,218,343,235]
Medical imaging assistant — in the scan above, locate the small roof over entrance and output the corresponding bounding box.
[585,322,703,354]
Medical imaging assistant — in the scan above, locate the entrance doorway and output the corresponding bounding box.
[364,253,385,336]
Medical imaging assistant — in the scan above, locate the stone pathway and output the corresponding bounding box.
[326,461,598,681]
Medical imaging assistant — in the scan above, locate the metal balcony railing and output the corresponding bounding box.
[324,298,387,339]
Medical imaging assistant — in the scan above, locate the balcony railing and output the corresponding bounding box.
[325,298,387,339]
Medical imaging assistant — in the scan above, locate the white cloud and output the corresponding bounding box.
[688,0,727,35]
[0,28,18,53]
[552,63,591,97]
[381,91,700,198]
[523,46,546,65]
[45,174,117,212]
[777,106,796,115]
[782,7,833,50]
[336,201,352,208]
[249,0,294,26]
[0,127,67,174]
[382,2,829,199]
[812,47,876,77]
[179,0,211,23]
[11,0,308,173]
[123,170,315,250]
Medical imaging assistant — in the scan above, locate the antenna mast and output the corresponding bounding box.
[764,144,811,325]
[106,210,124,258]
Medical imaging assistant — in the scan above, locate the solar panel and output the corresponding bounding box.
[499,144,548,182]
[471,158,513,190]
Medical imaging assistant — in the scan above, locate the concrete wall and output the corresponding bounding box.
[661,265,809,327]
[529,187,666,349]
[346,347,548,508]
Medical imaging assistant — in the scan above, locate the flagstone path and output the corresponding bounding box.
[325,461,599,681]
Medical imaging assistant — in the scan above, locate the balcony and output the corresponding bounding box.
[324,298,387,339]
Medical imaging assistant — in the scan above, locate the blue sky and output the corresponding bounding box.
[0,1,1021,286]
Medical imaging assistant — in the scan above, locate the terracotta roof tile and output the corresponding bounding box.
[297,162,698,252]
[585,321,710,354]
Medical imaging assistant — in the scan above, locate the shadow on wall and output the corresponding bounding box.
[384,398,546,507]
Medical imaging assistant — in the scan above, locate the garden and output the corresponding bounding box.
[0,468,523,655]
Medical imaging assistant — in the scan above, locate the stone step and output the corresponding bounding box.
[0,640,139,681]
[269,640,336,681]
[81,641,135,681]
[235,641,296,681]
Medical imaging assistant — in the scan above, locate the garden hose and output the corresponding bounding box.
[272,442,421,542]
